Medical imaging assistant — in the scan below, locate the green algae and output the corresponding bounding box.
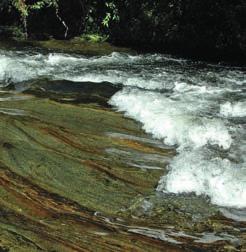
[0,101,162,215]
[0,88,174,251]
[0,38,133,56]
[32,39,133,56]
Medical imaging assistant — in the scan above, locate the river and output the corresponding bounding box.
[1,48,245,208]
[0,46,245,250]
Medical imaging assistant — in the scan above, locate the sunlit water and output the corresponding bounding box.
[0,49,245,209]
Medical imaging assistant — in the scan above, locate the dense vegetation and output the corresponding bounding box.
[0,0,246,61]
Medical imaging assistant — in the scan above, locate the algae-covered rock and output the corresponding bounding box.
[22,79,122,106]
[0,78,245,251]
[0,39,133,56]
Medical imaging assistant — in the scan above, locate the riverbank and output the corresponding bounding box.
[1,1,246,63]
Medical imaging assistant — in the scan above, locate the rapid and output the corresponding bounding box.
[0,48,245,209]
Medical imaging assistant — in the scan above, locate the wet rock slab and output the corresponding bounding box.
[21,79,122,106]
[0,80,245,251]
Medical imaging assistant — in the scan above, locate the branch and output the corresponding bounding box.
[55,7,69,38]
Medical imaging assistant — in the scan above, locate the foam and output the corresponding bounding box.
[220,101,246,117]
[0,51,185,89]
[157,150,246,208]
[0,54,39,83]
[109,88,232,150]
[109,87,246,208]
[45,52,143,66]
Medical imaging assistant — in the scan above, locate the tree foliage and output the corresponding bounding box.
[0,0,245,60]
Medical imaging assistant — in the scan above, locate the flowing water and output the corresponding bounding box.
[0,48,246,210]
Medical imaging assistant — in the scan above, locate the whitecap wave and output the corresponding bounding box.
[109,81,245,208]
[109,88,232,150]
[220,101,246,117]
[157,150,246,208]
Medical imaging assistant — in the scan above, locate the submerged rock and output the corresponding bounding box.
[22,79,122,106]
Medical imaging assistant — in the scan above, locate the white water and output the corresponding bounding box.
[220,101,246,117]
[0,49,245,208]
